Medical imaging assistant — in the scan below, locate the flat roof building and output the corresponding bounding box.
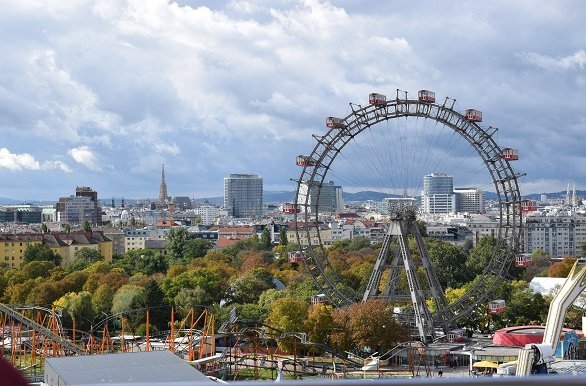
[44,350,213,386]
[224,173,263,218]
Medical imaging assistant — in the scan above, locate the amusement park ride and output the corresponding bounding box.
[292,88,524,342]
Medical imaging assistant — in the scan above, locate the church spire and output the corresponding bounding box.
[159,163,168,204]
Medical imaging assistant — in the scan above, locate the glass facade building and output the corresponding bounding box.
[224,174,263,218]
[422,173,456,214]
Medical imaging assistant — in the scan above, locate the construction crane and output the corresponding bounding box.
[514,262,586,376]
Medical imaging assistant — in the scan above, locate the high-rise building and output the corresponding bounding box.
[159,164,168,204]
[224,174,263,218]
[56,186,102,225]
[75,186,101,224]
[297,180,342,213]
[422,173,456,214]
[454,188,485,213]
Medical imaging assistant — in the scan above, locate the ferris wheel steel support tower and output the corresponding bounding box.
[294,90,523,333]
[361,204,447,341]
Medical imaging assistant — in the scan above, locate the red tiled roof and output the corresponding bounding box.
[218,226,254,234]
[215,237,246,248]
[336,212,362,219]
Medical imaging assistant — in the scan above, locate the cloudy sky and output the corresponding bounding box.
[1,0,585,201]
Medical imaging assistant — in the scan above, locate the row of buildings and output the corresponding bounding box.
[2,167,585,266]
[1,231,113,268]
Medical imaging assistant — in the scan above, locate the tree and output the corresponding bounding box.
[225,268,275,305]
[83,219,92,232]
[4,279,37,303]
[54,291,95,331]
[75,248,102,262]
[143,279,169,329]
[174,287,207,316]
[8,261,55,285]
[548,256,576,278]
[258,288,287,312]
[63,224,71,233]
[23,244,62,265]
[161,267,229,305]
[40,223,49,234]
[428,241,470,288]
[337,300,408,355]
[116,249,167,276]
[279,227,288,246]
[525,248,551,281]
[265,297,309,352]
[111,284,147,315]
[92,284,114,316]
[182,239,212,260]
[56,271,89,294]
[503,283,548,326]
[26,280,61,306]
[68,248,103,271]
[466,236,497,277]
[266,297,308,331]
[260,227,272,250]
[304,304,334,345]
[166,228,189,262]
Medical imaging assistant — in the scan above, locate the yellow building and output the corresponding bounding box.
[0,231,112,268]
[286,223,332,247]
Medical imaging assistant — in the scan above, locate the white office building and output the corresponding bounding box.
[195,204,220,226]
[422,173,456,214]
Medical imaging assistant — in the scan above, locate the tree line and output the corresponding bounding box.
[1,229,584,355]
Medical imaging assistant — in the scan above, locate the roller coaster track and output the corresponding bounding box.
[221,318,362,367]
[0,303,85,355]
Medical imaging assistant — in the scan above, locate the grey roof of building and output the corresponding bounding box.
[43,234,69,247]
[44,350,213,385]
[471,345,522,358]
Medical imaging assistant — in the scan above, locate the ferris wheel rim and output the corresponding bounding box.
[293,91,523,325]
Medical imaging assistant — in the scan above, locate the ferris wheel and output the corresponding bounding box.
[293,89,523,341]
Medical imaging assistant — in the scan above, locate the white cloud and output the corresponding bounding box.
[0,148,71,172]
[518,50,586,71]
[68,146,100,171]
[154,142,181,155]
[0,0,585,197]
[0,148,41,171]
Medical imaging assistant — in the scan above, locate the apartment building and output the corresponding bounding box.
[524,211,586,258]
[0,231,112,268]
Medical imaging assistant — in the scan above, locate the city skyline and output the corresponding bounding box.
[1,1,585,200]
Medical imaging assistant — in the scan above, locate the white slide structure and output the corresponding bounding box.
[515,262,586,377]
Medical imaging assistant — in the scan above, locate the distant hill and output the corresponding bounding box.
[0,198,55,205]
[0,198,22,205]
[3,189,583,208]
[264,191,297,203]
[343,191,402,201]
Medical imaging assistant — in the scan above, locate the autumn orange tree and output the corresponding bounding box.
[548,256,576,278]
[331,300,408,355]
